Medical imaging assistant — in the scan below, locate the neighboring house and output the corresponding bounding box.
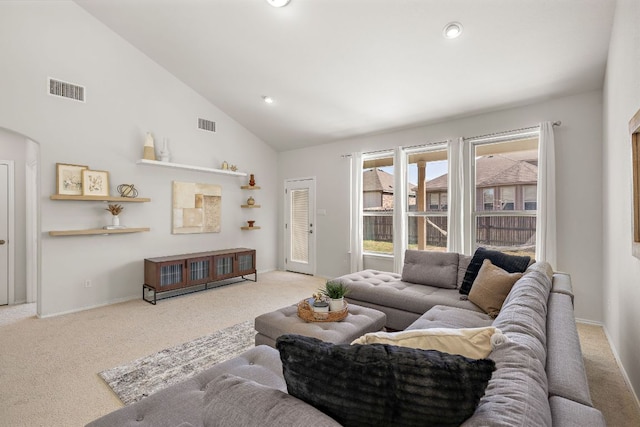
[425,150,538,212]
[362,168,415,210]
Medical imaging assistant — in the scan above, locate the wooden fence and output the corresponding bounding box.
[363,215,536,249]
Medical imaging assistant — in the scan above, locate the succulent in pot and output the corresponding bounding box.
[320,281,350,312]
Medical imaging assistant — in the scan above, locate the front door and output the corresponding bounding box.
[284,178,316,275]
[1,163,9,305]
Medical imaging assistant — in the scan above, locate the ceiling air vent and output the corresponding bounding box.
[198,118,216,133]
[48,78,85,102]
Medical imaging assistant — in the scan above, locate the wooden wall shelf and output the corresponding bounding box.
[241,204,261,208]
[137,159,247,177]
[240,185,261,190]
[241,226,261,230]
[49,227,150,237]
[50,195,150,202]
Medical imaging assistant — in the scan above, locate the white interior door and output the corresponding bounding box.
[284,178,316,275]
[1,163,9,305]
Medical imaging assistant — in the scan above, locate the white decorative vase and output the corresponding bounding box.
[112,215,120,227]
[159,137,171,162]
[329,297,344,312]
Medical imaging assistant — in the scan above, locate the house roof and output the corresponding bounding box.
[426,150,538,191]
[363,168,394,193]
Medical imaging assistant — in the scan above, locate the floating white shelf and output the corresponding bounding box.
[136,159,247,177]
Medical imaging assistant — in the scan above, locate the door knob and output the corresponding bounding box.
[0,240,5,245]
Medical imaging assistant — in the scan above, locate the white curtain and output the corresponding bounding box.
[393,146,407,273]
[536,122,557,269]
[447,138,464,253]
[350,152,364,272]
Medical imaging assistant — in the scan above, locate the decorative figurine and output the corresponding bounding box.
[143,132,156,161]
[249,174,256,187]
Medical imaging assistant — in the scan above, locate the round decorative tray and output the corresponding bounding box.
[297,299,348,322]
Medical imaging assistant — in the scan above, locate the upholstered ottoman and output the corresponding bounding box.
[254,303,387,348]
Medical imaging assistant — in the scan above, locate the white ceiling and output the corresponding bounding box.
[75,0,616,152]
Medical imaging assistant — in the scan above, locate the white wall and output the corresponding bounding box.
[602,0,640,402]
[0,1,278,316]
[0,129,27,303]
[279,90,604,322]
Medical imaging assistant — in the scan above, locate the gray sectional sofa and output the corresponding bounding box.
[87,250,604,427]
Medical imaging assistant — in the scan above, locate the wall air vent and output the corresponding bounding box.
[198,118,216,133]
[48,78,85,102]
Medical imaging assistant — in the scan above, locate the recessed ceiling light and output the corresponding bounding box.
[262,96,275,104]
[443,22,463,39]
[266,0,290,7]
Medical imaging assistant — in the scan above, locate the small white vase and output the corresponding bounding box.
[329,298,344,312]
[112,215,120,227]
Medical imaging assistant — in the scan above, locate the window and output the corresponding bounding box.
[472,136,539,258]
[523,185,537,210]
[482,188,494,211]
[352,128,545,267]
[406,147,448,252]
[362,154,394,255]
[500,186,515,210]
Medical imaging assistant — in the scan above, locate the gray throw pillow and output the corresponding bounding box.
[276,334,495,427]
[401,250,459,289]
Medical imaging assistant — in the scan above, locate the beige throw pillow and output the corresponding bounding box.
[351,326,500,359]
[468,259,522,318]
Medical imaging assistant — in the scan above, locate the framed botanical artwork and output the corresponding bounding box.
[82,169,110,197]
[56,163,88,195]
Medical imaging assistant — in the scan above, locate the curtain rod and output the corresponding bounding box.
[463,121,561,142]
[341,140,448,159]
[340,121,561,158]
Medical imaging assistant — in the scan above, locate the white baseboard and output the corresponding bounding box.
[601,325,640,411]
[576,318,603,326]
[37,294,139,319]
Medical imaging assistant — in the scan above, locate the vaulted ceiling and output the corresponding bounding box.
[75,0,616,152]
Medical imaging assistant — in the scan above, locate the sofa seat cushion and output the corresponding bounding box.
[407,305,494,330]
[277,334,495,427]
[203,374,340,427]
[401,250,459,289]
[337,270,483,316]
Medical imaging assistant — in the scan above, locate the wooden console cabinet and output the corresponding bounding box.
[143,248,256,304]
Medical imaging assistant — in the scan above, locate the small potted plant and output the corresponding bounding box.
[320,281,350,312]
[106,204,124,228]
[311,292,329,313]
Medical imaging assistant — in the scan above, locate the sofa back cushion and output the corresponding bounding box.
[462,264,553,427]
[402,250,459,289]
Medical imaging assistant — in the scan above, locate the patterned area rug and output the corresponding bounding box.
[99,320,256,405]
